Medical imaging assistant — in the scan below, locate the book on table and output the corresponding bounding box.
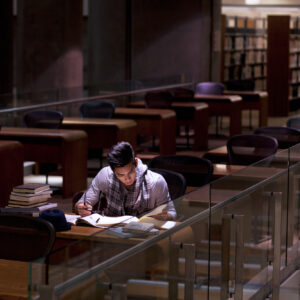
[8,194,51,205]
[65,203,177,230]
[7,201,49,208]
[12,183,50,194]
[65,214,138,228]
[10,189,52,199]
[0,202,58,216]
[107,226,159,239]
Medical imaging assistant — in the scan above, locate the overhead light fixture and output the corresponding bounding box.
[245,0,260,4]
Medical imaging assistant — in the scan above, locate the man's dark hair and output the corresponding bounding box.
[106,141,136,170]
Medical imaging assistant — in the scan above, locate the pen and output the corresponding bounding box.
[96,217,100,223]
[83,190,96,213]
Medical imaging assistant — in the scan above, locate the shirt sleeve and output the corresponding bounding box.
[151,174,177,220]
[76,168,109,209]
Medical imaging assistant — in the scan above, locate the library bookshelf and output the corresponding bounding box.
[221,15,267,91]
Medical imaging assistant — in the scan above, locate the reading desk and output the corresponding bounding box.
[61,117,137,151]
[127,101,209,150]
[204,145,285,164]
[0,127,88,198]
[114,107,176,154]
[193,94,242,136]
[223,90,268,127]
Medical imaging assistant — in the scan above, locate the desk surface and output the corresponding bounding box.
[62,117,138,151]
[194,94,242,102]
[128,100,208,110]
[0,126,87,140]
[56,223,166,245]
[206,145,284,157]
[114,107,176,119]
[223,90,268,98]
[0,126,88,198]
[62,117,137,129]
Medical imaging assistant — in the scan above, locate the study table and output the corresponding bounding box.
[113,107,176,154]
[204,145,286,164]
[127,101,209,150]
[223,90,268,127]
[185,165,285,207]
[0,127,88,198]
[193,94,242,136]
[61,117,138,151]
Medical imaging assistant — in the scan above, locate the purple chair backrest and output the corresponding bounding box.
[168,87,194,99]
[148,155,213,187]
[195,82,224,95]
[227,134,278,165]
[145,91,173,109]
[254,126,300,149]
[79,100,115,118]
[24,110,63,129]
[287,116,300,130]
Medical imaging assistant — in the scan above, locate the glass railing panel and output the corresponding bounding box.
[0,79,193,127]
[208,148,290,299]
[43,191,208,287]
[39,213,210,300]
[0,77,192,113]
[26,257,48,300]
[28,145,300,299]
[210,179,285,298]
[286,144,300,268]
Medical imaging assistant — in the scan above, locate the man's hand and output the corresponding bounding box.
[76,202,93,217]
[151,212,173,221]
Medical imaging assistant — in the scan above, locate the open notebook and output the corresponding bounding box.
[65,203,176,229]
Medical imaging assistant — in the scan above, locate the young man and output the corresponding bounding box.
[76,141,176,220]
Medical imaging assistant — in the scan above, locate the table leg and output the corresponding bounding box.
[62,136,88,198]
[229,102,242,136]
[192,107,209,150]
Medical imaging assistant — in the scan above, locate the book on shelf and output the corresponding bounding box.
[12,183,50,194]
[65,203,177,230]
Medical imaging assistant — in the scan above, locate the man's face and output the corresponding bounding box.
[114,158,137,188]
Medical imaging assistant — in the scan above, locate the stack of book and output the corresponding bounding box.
[1,183,57,216]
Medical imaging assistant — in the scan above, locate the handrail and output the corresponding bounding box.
[0,82,193,114]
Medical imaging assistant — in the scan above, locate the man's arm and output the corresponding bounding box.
[150,175,177,220]
[76,169,107,216]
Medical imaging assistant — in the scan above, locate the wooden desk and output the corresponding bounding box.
[0,259,29,299]
[62,117,137,151]
[186,165,284,206]
[0,127,88,198]
[194,94,242,136]
[0,140,24,207]
[127,101,209,150]
[204,145,229,163]
[204,145,285,164]
[114,107,176,154]
[212,163,244,179]
[223,90,268,127]
[171,102,209,150]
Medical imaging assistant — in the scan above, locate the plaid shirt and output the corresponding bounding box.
[78,159,176,218]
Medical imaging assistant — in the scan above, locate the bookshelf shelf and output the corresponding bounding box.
[221,15,267,91]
